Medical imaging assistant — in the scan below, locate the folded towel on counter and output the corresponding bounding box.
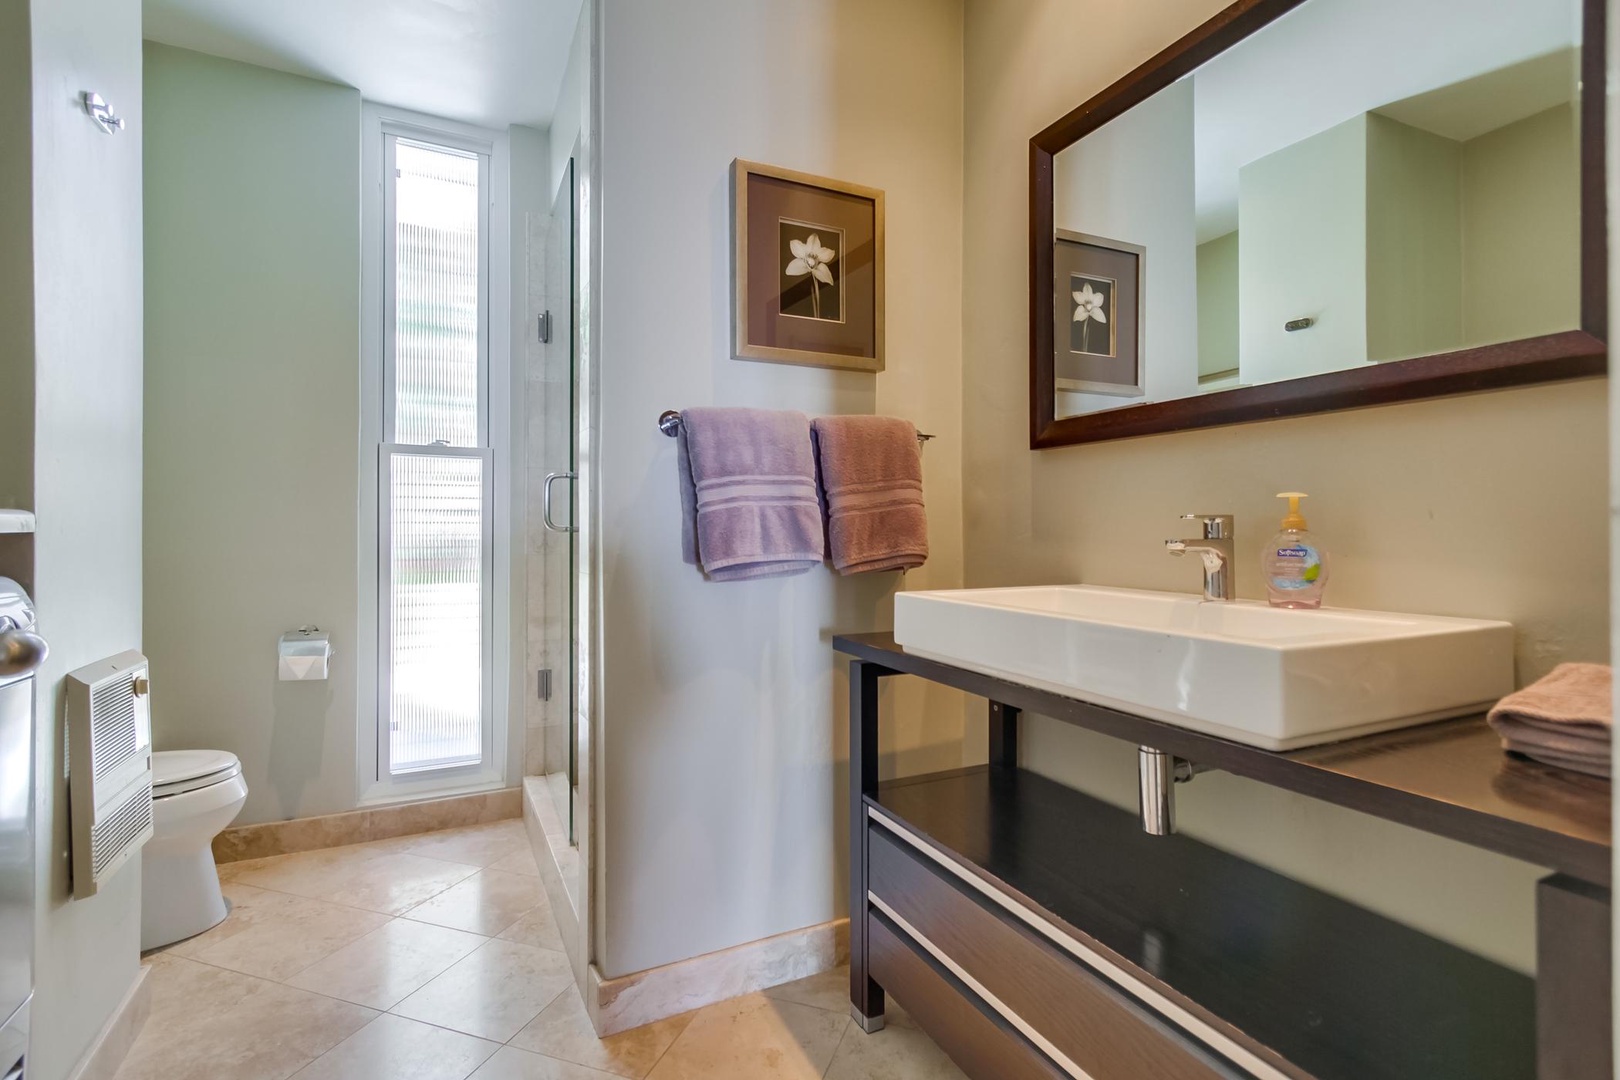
[811,415,928,576]
[1487,663,1611,779]
[677,407,824,581]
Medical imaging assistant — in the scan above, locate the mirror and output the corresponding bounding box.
[1032,0,1604,446]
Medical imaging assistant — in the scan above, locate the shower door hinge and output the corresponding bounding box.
[537,669,553,701]
[538,311,552,344]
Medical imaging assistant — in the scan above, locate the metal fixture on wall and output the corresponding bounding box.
[657,409,936,445]
[1138,747,1208,836]
[81,91,125,134]
[65,652,154,899]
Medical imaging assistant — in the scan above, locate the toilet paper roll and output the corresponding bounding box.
[278,630,332,681]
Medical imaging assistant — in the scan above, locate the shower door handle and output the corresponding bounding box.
[542,472,577,533]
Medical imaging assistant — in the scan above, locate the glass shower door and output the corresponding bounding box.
[538,158,579,849]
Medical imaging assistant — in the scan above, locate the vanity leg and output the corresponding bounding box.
[849,659,887,1032]
[988,700,1019,769]
[1536,874,1611,1080]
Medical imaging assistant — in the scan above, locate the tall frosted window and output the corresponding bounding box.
[394,141,481,447]
[381,131,491,776]
[388,454,484,770]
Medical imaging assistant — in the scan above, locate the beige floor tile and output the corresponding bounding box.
[375,820,529,868]
[118,954,376,1080]
[822,1020,967,1080]
[170,883,389,981]
[497,902,565,952]
[220,844,382,892]
[322,854,484,915]
[510,990,690,1079]
[391,938,574,1042]
[762,967,852,1016]
[286,919,488,1009]
[225,843,479,915]
[762,966,920,1030]
[468,1046,621,1080]
[489,844,541,877]
[290,1014,500,1080]
[402,868,544,935]
[644,994,849,1080]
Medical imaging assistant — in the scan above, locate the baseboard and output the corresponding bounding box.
[589,918,850,1037]
[213,788,522,863]
[66,965,149,1080]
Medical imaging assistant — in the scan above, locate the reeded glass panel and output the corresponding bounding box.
[388,452,484,772]
[394,140,481,447]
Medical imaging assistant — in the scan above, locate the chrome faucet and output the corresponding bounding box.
[1165,514,1234,601]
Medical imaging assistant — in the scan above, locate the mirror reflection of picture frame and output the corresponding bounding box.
[732,159,885,373]
[1053,230,1145,397]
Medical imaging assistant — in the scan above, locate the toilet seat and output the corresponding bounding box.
[153,749,242,798]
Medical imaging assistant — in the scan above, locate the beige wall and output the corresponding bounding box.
[596,0,967,977]
[964,0,1607,973]
[143,44,363,825]
[1365,112,1464,362]
[9,0,147,1075]
[1195,231,1238,378]
[1461,102,1580,346]
[1239,115,1369,383]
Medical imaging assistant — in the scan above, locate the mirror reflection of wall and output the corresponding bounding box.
[1051,0,1582,420]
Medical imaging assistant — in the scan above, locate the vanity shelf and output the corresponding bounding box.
[837,632,1612,1080]
[872,766,1532,1080]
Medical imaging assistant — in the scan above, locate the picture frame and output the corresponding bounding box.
[1052,229,1146,398]
[732,159,885,372]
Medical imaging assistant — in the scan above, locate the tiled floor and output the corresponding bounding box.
[118,820,965,1080]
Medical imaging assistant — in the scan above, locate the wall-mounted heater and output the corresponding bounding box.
[65,651,153,899]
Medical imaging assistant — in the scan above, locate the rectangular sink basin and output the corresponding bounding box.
[892,585,1514,750]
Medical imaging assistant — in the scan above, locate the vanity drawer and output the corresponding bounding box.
[868,820,1244,1080]
[868,912,1066,1080]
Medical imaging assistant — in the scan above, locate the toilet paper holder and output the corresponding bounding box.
[278,626,333,682]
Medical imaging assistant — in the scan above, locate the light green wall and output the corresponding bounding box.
[1365,113,1463,362]
[143,43,362,826]
[1238,115,1369,384]
[1460,102,1580,345]
[1195,230,1238,378]
[19,0,147,1075]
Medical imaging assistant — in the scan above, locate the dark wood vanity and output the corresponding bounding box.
[839,633,1611,1080]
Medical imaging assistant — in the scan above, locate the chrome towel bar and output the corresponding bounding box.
[658,410,934,443]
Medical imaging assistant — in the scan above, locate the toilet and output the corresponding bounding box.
[140,749,248,951]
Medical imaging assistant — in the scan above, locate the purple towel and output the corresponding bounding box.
[677,407,824,581]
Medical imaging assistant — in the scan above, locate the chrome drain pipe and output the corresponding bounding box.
[1138,747,1208,835]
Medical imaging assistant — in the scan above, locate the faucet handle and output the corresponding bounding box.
[1179,513,1233,539]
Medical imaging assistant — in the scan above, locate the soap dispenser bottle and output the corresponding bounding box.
[1262,492,1328,609]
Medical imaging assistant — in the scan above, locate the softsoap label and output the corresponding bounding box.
[1270,543,1322,590]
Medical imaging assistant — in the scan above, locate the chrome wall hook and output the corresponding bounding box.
[82,92,125,134]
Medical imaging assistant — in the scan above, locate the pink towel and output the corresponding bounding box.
[811,416,928,576]
[678,407,824,581]
[1487,663,1611,779]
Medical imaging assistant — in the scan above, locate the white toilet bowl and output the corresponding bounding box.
[141,749,248,951]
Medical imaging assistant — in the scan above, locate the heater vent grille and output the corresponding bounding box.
[90,678,139,782]
[66,650,153,899]
[91,781,152,879]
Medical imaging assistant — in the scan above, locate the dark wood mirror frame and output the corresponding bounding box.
[1030,0,1608,449]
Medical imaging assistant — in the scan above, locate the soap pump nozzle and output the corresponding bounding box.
[1277,491,1309,531]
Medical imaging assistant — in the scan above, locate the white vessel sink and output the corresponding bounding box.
[892,585,1514,750]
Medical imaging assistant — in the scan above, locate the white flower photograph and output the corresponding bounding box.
[1069,274,1115,357]
[779,221,844,322]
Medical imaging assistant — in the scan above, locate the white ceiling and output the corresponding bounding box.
[143,0,584,130]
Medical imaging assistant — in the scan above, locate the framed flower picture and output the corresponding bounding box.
[1052,230,1145,397]
[732,159,885,372]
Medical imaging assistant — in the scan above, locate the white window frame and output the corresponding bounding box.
[359,103,512,804]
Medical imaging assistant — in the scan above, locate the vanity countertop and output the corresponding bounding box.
[836,632,1611,884]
